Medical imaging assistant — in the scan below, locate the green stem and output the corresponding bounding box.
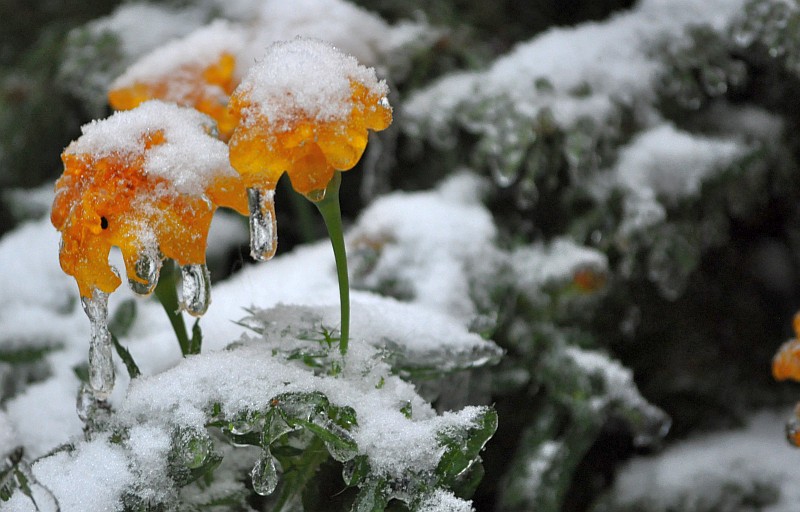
[154,260,191,357]
[313,172,350,355]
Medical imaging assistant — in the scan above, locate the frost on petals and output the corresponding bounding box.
[228,37,392,197]
[107,20,247,140]
[51,100,247,298]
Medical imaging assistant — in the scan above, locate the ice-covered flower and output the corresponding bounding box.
[52,100,248,398]
[772,313,800,382]
[772,312,800,446]
[51,100,247,305]
[227,37,392,260]
[107,21,247,140]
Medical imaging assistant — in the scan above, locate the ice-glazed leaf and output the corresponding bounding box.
[171,451,222,488]
[351,477,390,512]
[343,455,371,487]
[435,408,498,485]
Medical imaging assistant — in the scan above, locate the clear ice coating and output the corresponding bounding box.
[76,383,94,423]
[313,417,358,462]
[251,450,279,496]
[128,249,162,295]
[247,187,278,261]
[179,263,211,317]
[303,188,327,202]
[177,431,213,469]
[81,288,115,399]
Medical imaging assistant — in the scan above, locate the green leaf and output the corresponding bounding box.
[0,345,59,364]
[342,455,371,486]
[296,417,358,463]
[188,319,203,356]
[110,332,140,379]
[108,298,137,338]
[72,363,89,384]
[435,408,498,484]
[351,478,389,512]
[171,452,222,487]
[271,436,330,512]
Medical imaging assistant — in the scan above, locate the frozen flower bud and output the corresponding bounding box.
[108,21,247,140]
[227,37,392,259]
[51,100,247,302]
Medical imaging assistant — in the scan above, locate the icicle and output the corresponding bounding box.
[247,187,278,261]
[128,249,162,295]
[304,188,327,202]
[81,288,115,399]
[76,384,94,423]
[179,263,211,317]
[251,450,279,496]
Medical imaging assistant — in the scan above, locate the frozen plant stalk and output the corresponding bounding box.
[228,37,393,353]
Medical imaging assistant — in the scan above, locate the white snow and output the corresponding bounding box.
[67,0,434,114]
[4,378,85,459]
[84,3,207,60]
[563,347,651,415]
[65,101,237,196]
[109,19,247,94]
[615,124,745,202]
[0,220,72,312]
[416,489,476,512]
[0,410,18,457]
[244,0,433,74]
[30,438,134,512]
[349,173,500,322]
[605,410,800,512]
[510,237,608,297]
[404,0,748,134]
[0,174,501,509]
[234,37,388,130]
[613,123,747,236]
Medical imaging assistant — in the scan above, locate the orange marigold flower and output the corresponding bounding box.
[572,266,607,293]
[773,312,800,382]
[51,100,247,309]
[227,37,392,260]
[107,21,246,140]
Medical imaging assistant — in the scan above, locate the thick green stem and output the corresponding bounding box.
[154,260,191,357]
[313,172,350,355]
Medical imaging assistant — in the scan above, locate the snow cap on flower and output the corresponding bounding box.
[108,20,247,140]
[228,37,392,198]
[51,100,248,299]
